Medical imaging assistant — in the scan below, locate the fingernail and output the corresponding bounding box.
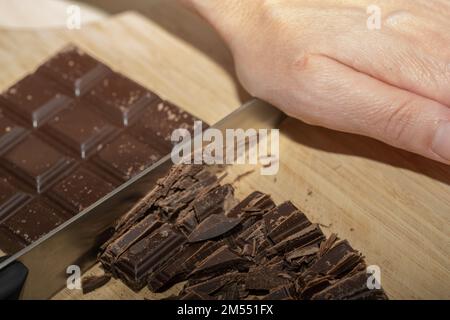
[431,121,450,161]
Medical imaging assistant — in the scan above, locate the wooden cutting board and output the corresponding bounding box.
[0,11,448,300]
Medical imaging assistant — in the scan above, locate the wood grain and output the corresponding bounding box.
[0,11,448,300]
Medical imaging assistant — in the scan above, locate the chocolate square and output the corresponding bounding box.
[131,101,199,151]
[2,135,74,193]
[1,74,72,127]
[38,46,111,97]
[50,167,114,213]
[46,101,116,159]
[88,72,159,126]
[0,172,30,222]
[1,197,70,244]
[0,110,28,154]
[95,133,162,181]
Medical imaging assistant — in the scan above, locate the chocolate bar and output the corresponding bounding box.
[98,165,388,300]
[0,46,201,254]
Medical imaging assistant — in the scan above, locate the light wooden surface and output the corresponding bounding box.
[0,10,448,300]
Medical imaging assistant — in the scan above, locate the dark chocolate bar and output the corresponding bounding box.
[0,46,202,254]
[98,164,388,300]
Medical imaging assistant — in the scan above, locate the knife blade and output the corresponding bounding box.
[0,98,285,299]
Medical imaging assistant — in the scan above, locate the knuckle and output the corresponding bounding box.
[382,98,416,144]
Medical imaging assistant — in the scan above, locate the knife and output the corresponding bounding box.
[0,98,285,299]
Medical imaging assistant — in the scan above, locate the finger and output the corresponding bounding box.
[318,27,450,110]
[259,54,450,164]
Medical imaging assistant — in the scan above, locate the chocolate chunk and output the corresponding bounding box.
[2,134,75,193]
[147,242,204,292]
[192,184,236,221]
[38,45,111,97]
[285,244,320,263]
[88,72,159,127]
[299,276,333,299]
[175,210,198,236]
[50,167,115,213]
[262,285,295,300]
[188,213,242,243]
[82,274,111,294]
[115,225,186,291]
[1,197,70,244]
[181,272,239,296]
[266,224,325,256]
[101,214,162,271]
[267,209,312,243]
[264,201,297,234]
[189,245,248,277]
[245,267,290,291]
[95,134,162,181]
[306,240,357,278]
[1,73,72,128]
[228,191,275,218]
[45,102,116,159]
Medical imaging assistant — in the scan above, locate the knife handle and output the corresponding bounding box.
[0,256,28,300]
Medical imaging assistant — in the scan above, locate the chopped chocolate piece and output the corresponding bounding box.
[267,209,312,243]
[88,72,159,127]
[312,270,387,300]
[38,46,111,97]
[189,245,248,277]
[0,111,27,154]
[95,134,162,181]
[50,167,115,213]
[115,224,186,291]
[318,233,338,257]
[147,242,204,292]
[179,291,212,300]
[262,285,295,300]
[45,102,116,159]
[1,197,70,244]
[285,244,320,263]
[182,272,239,296]
[305,240,356,278]
[266,224,325,256]
[183,241,224,272]
[82,274,111,294]
[101,214,162,270]
[188,213,242,243]
[2,134,75,193]
[228,191,275,218]
[299,276,333,299]
[175,210,198,236]
[192,184,236,221]
[245,267,290,291]
[1,74,72,128]
[264,201,297,234]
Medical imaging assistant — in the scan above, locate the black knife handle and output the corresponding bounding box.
[0,256,28,300]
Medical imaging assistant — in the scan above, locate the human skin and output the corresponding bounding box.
[181,0,450,164]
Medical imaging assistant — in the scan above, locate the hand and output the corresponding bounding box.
[182,0,450,164]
